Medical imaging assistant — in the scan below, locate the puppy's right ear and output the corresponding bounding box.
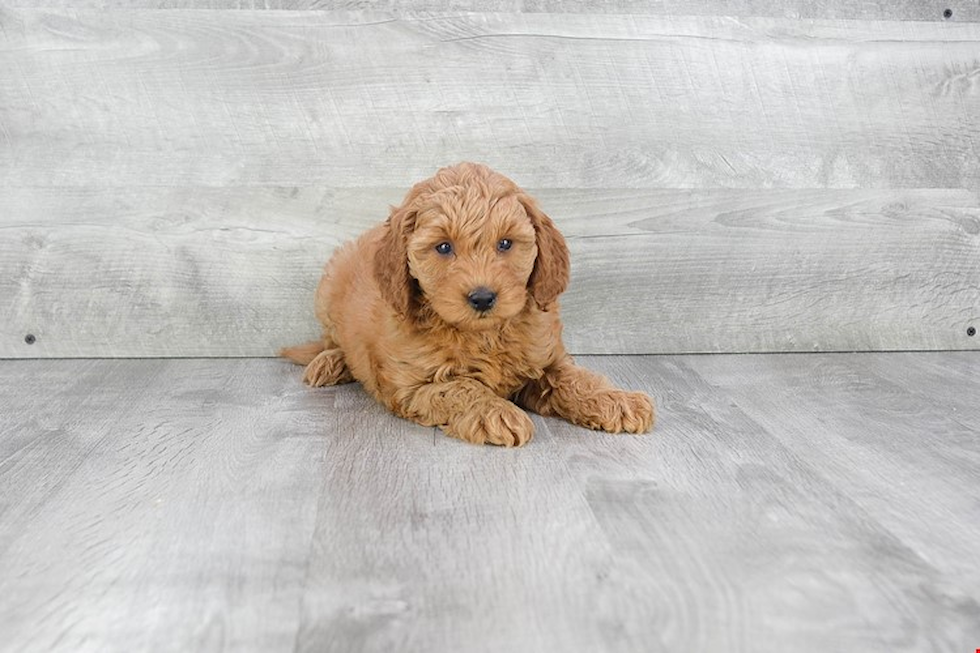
[374,204,417,317]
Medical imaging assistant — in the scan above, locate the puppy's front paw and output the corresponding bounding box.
[590,389,655,434]
[450,400,534,447]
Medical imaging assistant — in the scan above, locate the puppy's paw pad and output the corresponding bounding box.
[454,401,534,447]
[303,349,353,387]
[594,390,655,434]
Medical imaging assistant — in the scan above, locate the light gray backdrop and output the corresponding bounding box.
[2,4,978,356]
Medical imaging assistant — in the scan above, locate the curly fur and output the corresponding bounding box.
[281,162,655,446]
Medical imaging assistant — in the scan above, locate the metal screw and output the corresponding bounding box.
[24,334,36,345]
[943,8,953,19]
[969,326,977,337]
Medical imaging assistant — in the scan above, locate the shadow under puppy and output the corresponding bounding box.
[281,162,654,446]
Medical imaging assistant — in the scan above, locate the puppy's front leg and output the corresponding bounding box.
[516,357,654,434]
[404,378,534,447]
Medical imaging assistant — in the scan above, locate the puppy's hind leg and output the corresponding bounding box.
[280,340,326,365]
[303,347,354,387]
[279,333,353,387]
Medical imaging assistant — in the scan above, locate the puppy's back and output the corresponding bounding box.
[280,224,385,366]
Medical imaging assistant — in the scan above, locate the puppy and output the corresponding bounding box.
[281,162,654,446]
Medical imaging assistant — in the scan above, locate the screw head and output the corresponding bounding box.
[968,326,977,337]
[24,334,36,345]
[943,8,953,19]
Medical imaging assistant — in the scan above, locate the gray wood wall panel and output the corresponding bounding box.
[2,11,978,189]
[5,2,978,22]
[2,8,979,356]
[3,187,978,357]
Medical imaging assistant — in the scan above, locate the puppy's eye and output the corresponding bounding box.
[435,242,453,256]
[497,238,513,252]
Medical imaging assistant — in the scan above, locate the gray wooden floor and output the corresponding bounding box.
[1,353,979,652]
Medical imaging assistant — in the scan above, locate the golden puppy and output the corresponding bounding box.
[281,162,654,446]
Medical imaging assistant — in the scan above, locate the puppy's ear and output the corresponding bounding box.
[374,204,418,317]
[520,194,570,310]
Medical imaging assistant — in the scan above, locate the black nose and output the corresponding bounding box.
[467,287,497,312]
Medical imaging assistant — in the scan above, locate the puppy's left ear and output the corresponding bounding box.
[520,193,570,310]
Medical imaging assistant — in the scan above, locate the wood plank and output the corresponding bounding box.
[2,354,980,651]
[2,10,979,189]
[557,355,980,651]
[872,351,980,426]
[525,0,980,21]
[685,352,980,598]
[4,1,977,23]
[3,186,978,357]
[0,359,328,652]
[561,188,980,354]
[293,354,980,652]
[292,388,625,653]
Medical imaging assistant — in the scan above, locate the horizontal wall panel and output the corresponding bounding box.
[1,10,978,189]
[3,3,978,22]
[2,186,977,357]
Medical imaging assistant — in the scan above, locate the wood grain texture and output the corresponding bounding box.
[0,359,329,652]
[3,186,978,357]
[293,388,622,653]
[685,352,980,594]
[571,355,980,651]
[4,1,978,22]
[2,8,979,357]
[2,10,979,189]
[2,354,980,652]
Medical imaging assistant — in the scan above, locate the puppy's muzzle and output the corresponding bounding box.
[467,287,497,313]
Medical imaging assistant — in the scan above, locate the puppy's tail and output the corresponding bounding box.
[279,340,325,366]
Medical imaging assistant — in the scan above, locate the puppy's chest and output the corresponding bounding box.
[430,330,548,394]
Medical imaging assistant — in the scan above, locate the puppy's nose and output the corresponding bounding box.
[467,287,497,313]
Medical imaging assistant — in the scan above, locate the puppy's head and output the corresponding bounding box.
[374,162,570,329]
